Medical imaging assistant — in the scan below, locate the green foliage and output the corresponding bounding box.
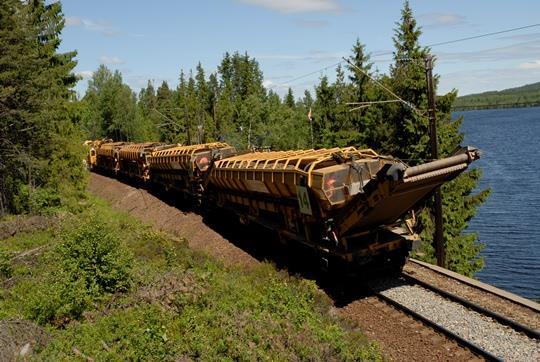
[82,65,155,142]
[12,185,61,214]
[454,81,540,110]
[56,216,133,294]
[84,51,314,151]
[0,0,86,216]
[0,250,13,279]
[0,211,133,325]
[0,199,381,360]
[21,273,94,325]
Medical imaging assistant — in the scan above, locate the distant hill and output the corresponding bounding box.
[453,82,540,110]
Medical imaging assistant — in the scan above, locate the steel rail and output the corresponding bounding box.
[375,291,503,362]
[401,273,540,340]
[408,258,540,312]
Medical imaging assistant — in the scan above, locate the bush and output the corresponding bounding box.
[56,216,133,294]
[0,250,13,279]
[19,215,134,324]
[22,276,93,325]
[13,184,61,214]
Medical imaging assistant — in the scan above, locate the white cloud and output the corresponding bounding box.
[99,56,125,65]
[239,0,340,13]
[262,79,274,88]
[65,17,118,36]
[76,70,94,79]
[420,12,467,28]
[65,17,82,26]
[519,59,540,69]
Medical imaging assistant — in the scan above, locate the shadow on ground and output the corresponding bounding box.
[97,171,404,306]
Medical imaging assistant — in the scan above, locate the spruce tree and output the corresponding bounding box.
[388,1,490,276]
[332,64,357,147]
[313,76,336,148]
[284,88,295,108]
[0,0,85,214]
[207,73,221,140]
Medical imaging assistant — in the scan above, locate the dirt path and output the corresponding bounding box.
[87,173,479,361]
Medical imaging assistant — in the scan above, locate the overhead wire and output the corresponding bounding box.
[266,23,540,90]
[342,57,424,115]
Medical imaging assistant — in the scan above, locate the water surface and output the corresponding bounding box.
[457,107,539,300]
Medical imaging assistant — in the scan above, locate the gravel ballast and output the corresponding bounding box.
[404,262,540,330]
[377,281,540,361]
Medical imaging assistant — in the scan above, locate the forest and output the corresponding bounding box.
[453,81,540,110]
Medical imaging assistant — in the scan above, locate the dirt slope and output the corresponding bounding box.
[87,173,258,269]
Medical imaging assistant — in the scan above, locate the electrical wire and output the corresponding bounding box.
[342,57,424,115]
[266,23,540,90]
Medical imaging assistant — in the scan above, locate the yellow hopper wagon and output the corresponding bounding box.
[95,141,131,174]
[148,142,237,196]
[208,146,480,273]
[117,142,172,181]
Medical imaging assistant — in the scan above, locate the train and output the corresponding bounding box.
[85,139,480,275]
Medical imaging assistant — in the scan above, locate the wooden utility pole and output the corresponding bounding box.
[424,55,446,268]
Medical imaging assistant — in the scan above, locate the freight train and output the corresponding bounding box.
[85,139,480,274]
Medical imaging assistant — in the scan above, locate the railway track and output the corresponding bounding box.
[370,272,540,361]
[407,258,540,314]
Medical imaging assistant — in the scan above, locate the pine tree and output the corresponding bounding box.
[137,81,161,140]
[348,39,373,104]
[154,80,177,142]
[194,63,215,142]
[345,39,389,149]
[389,1,490,276]
[388,1,430,161]
[214,52,267,149]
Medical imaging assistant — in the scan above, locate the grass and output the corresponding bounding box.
[0,196,382,361]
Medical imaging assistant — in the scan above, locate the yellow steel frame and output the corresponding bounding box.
[213,147,379,187]
[118,142,162,161]
[96,142,128,158]
[150,142,231,171]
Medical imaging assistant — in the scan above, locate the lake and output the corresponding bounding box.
[456,107,540,300]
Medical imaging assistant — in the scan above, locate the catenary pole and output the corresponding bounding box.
[424,55,446,267]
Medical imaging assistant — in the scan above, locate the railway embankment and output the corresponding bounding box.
[86,172,540,361]
[0,180,381,360]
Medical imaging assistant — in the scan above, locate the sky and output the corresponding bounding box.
[57,0,540,99]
